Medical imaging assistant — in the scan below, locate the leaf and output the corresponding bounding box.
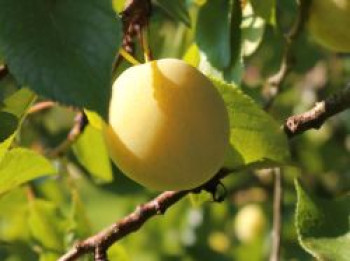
[108,244,131,261]
[0,148,55,195]
[211,78,290,168]
[39,252,60,261]
[155,0,191,27]
[241,3,266,57]
[1,88,36,118]
[196,0,232,69]
[28,199,66,252]
[250,0,276,25]
[112,0,126,13]
[0,0,122,119]
[183,43,200,67]
[73,124,113,183]
[0,111,18,142]
[69,190,91,239]
[295,179,350,261]
[197,0,243,84]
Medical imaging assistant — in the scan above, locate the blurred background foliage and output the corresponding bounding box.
[0,0,349,260]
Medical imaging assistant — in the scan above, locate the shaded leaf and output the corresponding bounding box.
[73,124,113,183]
[211,78,290,168]
[1,88,36,118]
[0,0,122,119]
[250,0,276,25]
[196,0,232,69]
[155,0,191,27]
[295,179,350,261]
[0,111,17,142]
[0,148,55,195]
[241,3,265,56]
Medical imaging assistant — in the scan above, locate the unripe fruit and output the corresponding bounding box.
[308,0,350,52]
[105,58,229,191]
[234,204,266,243]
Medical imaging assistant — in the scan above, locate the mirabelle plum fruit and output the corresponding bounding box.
[308,0,350,52]
[104,58,229,191]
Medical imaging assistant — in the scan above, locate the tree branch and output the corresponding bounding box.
[263,0,312,109]
[284,82,350,138]
[59,81,350,261]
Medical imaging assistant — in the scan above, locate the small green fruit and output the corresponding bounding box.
[308,0,350,52]
[105,59,229,191]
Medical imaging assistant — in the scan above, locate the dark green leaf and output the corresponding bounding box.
[250,0,276,25]
[0,148,55,195]
[211,78,290,168]
[0,0,122,119]
[73,124,113,183]
[155,0,191,27]
[196,0,232,69]
[295,179,350,261]
[0,112,17,142]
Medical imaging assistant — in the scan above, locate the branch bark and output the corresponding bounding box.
[59,82,350,261]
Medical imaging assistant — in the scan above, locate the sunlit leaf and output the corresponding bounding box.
[28,199,66,252]
[0,148,55,195]
[295,179,350,261]
[211,77,290,168]
[0,0,122,119]
[73,124,113,183]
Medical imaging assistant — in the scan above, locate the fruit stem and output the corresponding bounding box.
[141,26,152,62]
[119,48,141,65]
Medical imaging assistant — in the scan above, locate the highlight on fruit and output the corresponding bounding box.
[104,58,230,191]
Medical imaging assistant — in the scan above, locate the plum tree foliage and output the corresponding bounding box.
[0,0,349,260]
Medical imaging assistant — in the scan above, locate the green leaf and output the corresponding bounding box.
[211,78,290,168]
[73,124,113,183]
[28,199,65,252]
[69,190,91,239]
[155,0,191,27]
[295,179,350,261]
[39,252,60,261]
[250,0,276,25]
[0,111,17,142]
[196,0,232,69]
[0,148,55,195]
[241,3,266,57]
[0,0,122,119]
[1,88,36,119]
[108,244,131,261]
[112,0,126,13]
[197,0,243,84]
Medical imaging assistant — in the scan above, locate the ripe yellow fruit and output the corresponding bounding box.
[308,0,350,52]
[105,58,229,191]
[234,204,266,243]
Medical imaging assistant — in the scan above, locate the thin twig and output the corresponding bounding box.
[284,82,350,138]
[263,0,312,109]
[27,101,55,114]
[270,168,283,261]
[48,112,88,158]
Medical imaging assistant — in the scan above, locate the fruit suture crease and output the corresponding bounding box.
[104,59,229,191]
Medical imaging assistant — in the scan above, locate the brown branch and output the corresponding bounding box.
[59,81,350,261]
[48,112,88,158]
[0,64,8,80]
[284,82,350,138]
[263,0,312,109]
[27,101,55,114]
[114,0,152,70]
[270,168,283,261]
